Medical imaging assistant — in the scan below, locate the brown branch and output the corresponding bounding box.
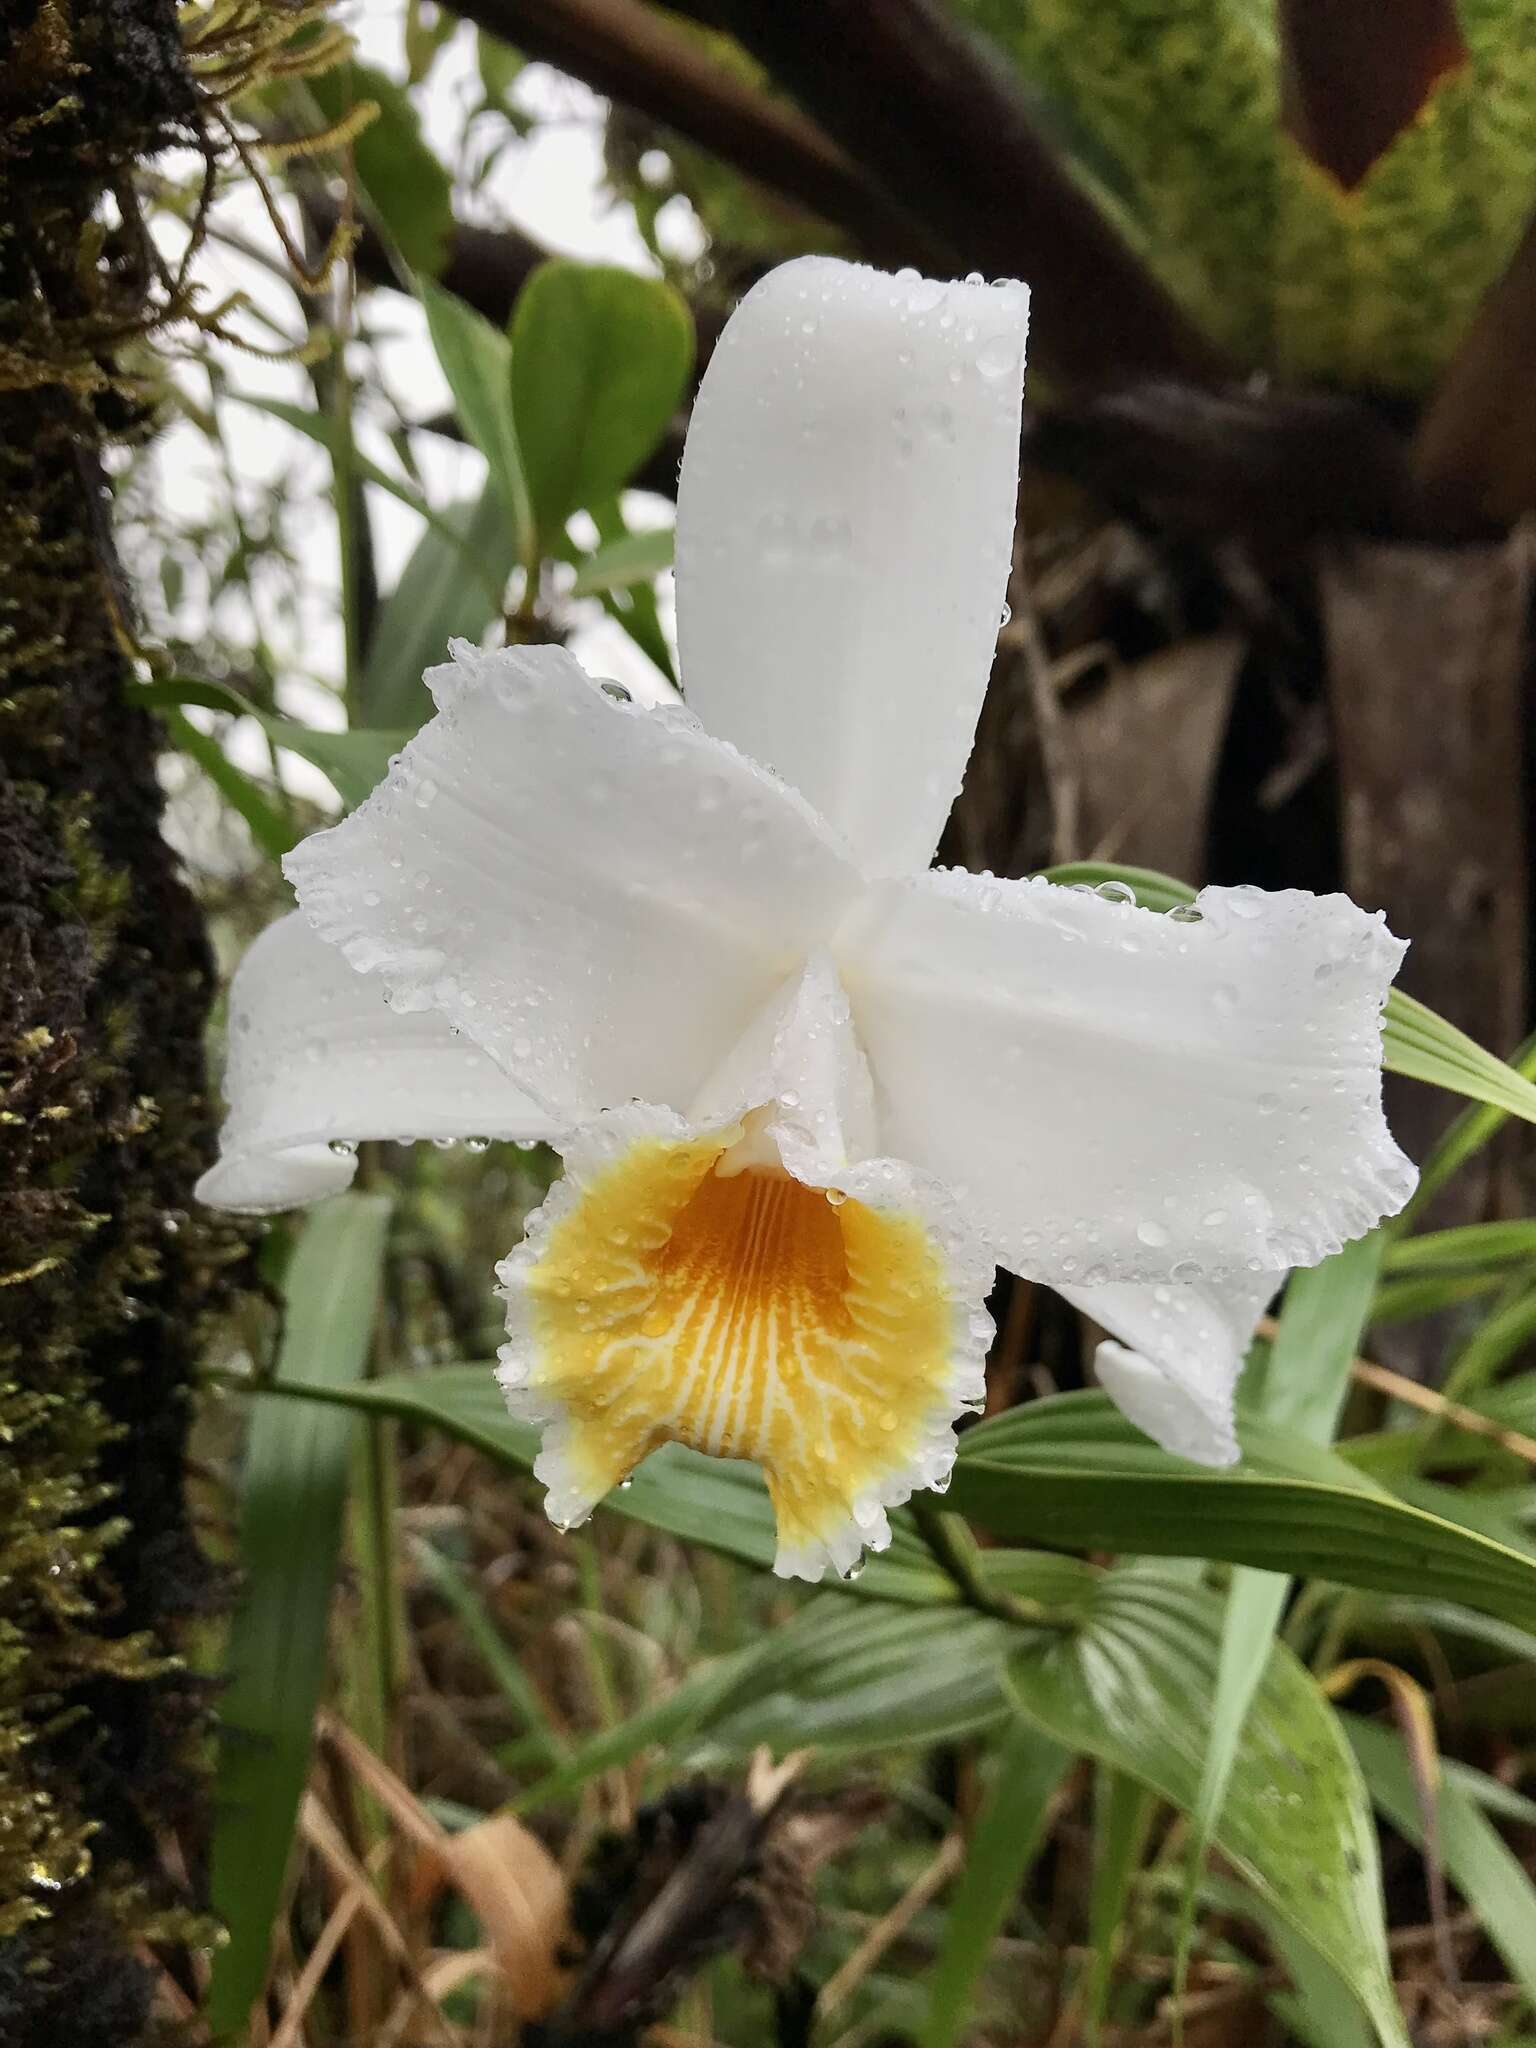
[459,0,940,270]
[709,0,1226,384]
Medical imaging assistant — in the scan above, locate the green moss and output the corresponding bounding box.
[0,2,238,2038]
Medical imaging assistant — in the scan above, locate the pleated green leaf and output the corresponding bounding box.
[1005,1563,1406,2047]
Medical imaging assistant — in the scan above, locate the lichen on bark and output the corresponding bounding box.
[0,2,231,2038]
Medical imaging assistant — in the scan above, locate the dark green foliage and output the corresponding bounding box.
[0,1,229,2037]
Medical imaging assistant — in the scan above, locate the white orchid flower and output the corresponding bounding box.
[198,257,1416,1580]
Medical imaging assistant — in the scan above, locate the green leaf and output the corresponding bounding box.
[360,486,517,729]
[161,705,296,862]
[421,284,532,554]
[261,1366,1536,1637]
[307,63,453,278]
[1005,1562,1406,2047]
[510,260,693,544]
[1345,1714,1536,2009]
[477,27,526,106]
[948,1392,1536,1634]
[207,1195,392,2035]
[1384,991,1536,1130]
[135,678,405,811]
[409,1535,569,1771]
[569,525,675,596]
[697,1598,1024,1757]
[232,393,485,568]
[1177,1234,1384,2002]
[1403,1027,1536,1222]
[922,1722,1071,2048]
[250,1365,950,1606]
[1085,1770,1157,2033]
[1385,1220,1536,1277]
[1038,859,1536,1127]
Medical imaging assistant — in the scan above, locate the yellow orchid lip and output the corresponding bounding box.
[497,1111,989,1580]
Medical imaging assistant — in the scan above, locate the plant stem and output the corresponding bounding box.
[908,1495,1075,1631]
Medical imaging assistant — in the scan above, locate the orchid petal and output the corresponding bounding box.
[841,871,1416,1285]
[675,257,1030,876]
[283,641,862,1126]
[194,914,551,1214]
[497,961,993,1581]
[1061,1272,1277,1466]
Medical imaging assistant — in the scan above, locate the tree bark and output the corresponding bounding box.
[1322,532,1532,1217]
[0,4,226,2040]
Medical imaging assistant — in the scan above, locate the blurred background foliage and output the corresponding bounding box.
[14,0,1536,2044]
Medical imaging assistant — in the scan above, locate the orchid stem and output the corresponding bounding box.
[907,1494,1072,1630]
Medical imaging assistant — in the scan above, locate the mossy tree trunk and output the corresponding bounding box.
[1,3,227,2039]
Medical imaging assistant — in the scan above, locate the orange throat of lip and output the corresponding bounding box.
[504,1125,962,1568]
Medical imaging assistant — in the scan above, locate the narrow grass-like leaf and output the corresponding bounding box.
[256,1369,1536,1634]
[422,284,532,554]
[137,679,407,811]
[163,706,295,861]
[252,1366,949,1604]
[1085,1770,1156,2035]
[1346,1714,1536,2008]
[1006,1563,1406,2048]
[1442,1283,1536,1401]
[410,1535,569,1769]
[207,1194,392,2035]
[1385,1221,1536,1277]
[1177,1234,1384,2001]
[950,1392,1536,1634]
[569,526,675,596]
[360,487,518,729]
[921,1722,1071,2048]
[1403,1027,1536,1222]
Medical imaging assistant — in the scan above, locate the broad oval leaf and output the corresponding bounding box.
[1005,1561,1407,2048]
[511,260,693,545]
[307,63,453,278]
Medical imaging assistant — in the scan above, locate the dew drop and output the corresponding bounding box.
[600,679,632,703]
[465,1136,491,1154]
[976,334,1017,379]
[1137,1219,1170,1248]
[328,1138,357,1159]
